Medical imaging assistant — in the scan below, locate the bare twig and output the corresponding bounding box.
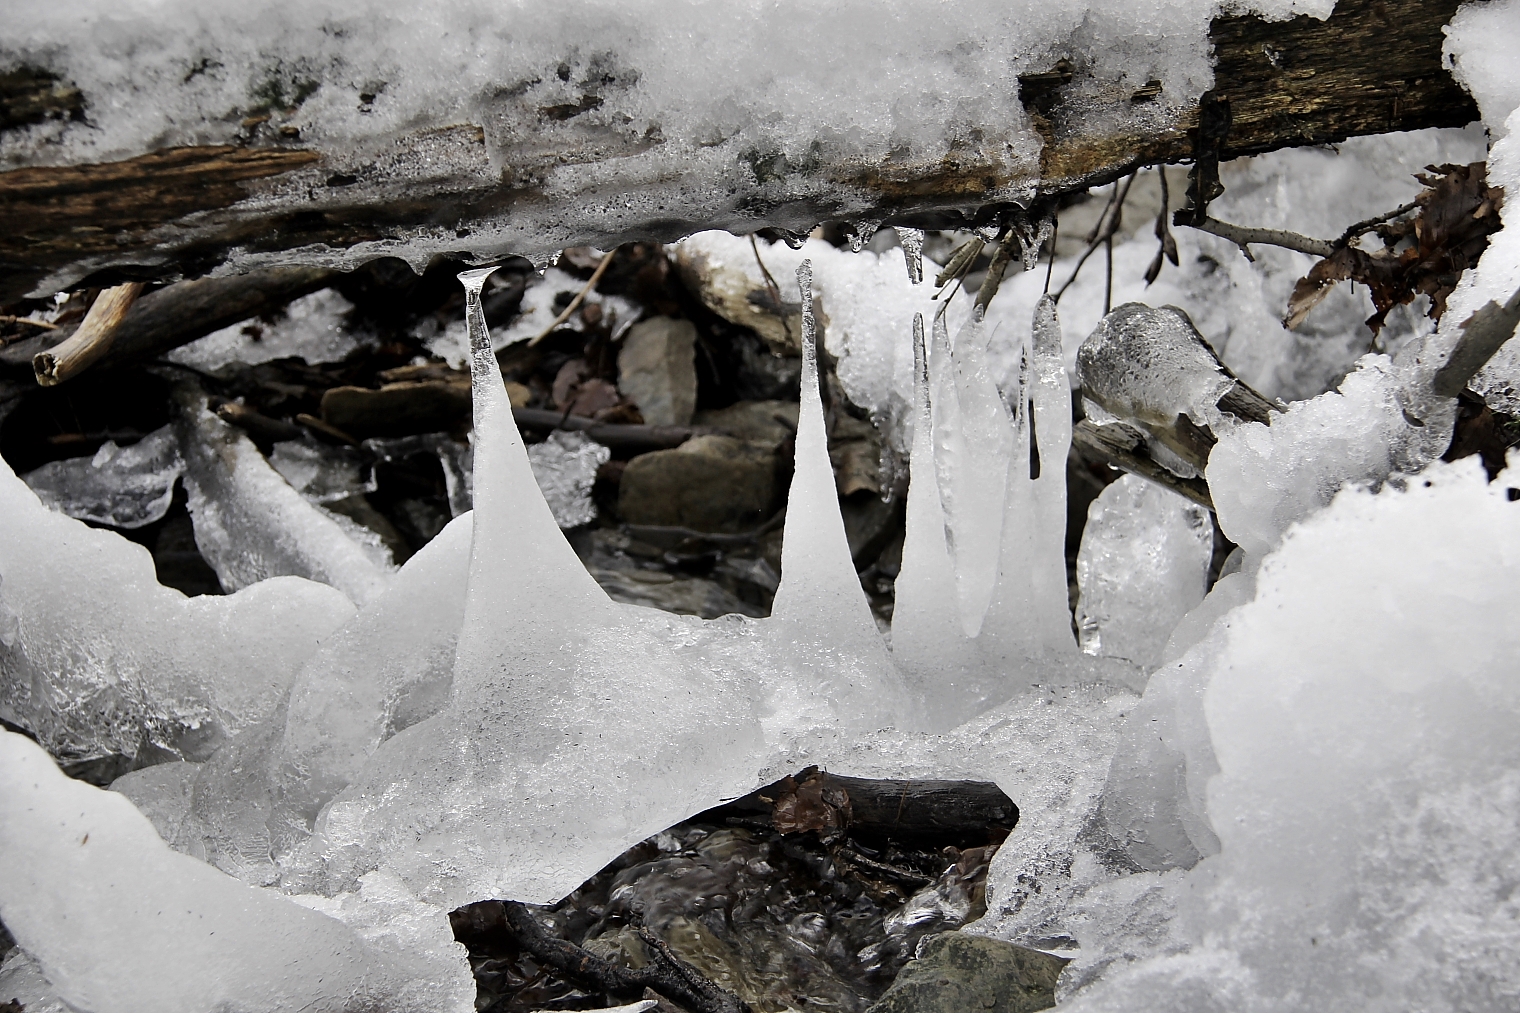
[749,234,794,346]
[493,900,751,1013]
[1432,284,1520,398]
[1043,217,1058,294]
[0,315,58,330]
[1054,173,1136,304]
[295,412,360,446]
[1338,199,1419,247]
[208,398,304,443]
[32,282,144,386]
[1182,216,1335,260]
[529,248,616,346]
[1145,167,1181,286]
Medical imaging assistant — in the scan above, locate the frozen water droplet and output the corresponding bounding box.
[895,228,924,284]
[779,229,811,250]
[848,220,880,253]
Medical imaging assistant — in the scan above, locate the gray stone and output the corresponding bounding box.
[618,435,779,533]
[693,400,799,451]
[866,932,1066,1013]
[617,316,698,426]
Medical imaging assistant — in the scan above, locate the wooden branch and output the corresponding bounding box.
[459,900,752,1013]
[208,398,305,443]
[530,248,616,345]
[1073,419,1215,511]
[32,282,143,385]
[513,407,714,451]
[1433,285,1520,398]
[1,268,336,376]
[0,0,1475,301]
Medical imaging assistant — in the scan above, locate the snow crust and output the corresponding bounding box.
[2,0,1329,279]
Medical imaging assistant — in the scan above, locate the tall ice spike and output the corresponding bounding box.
[294,269,761,909]
[769,261,908,729]
[891,314,983,730]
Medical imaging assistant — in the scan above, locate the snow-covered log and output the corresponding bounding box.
[0,0,1476,302]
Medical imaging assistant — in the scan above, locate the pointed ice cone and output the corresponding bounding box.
[980,296,1078,671]
[931,306,1013,638]
[293,268,762,909]
[769,260,908,729]
[891,314,985,730]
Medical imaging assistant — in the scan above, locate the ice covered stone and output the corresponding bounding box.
[22,423,183,529]
[1075,475,1213,670]
[0,950,69,1013]
[1076,303,1235,434]
[616,316,698,426]
[177,390,395,603]
[526,430,609,529]
[0,456,354,763]
[0,730,469,1013]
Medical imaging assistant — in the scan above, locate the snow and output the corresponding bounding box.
[2,0,1330,283]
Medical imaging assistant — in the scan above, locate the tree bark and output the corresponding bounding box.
[0,0,1477,303]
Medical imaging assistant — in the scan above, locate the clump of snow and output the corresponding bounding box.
[1059,456,1520,1012]
[1207,354,1451,561]
[1445,0,1520,138]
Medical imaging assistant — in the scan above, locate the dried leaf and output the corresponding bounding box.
[1286,162,1505,334]
[771,766,852,842]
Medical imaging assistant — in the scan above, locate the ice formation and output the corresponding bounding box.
[0,730,468,1013]
[0,454,355,764]
[5,26,1520,1005]
[21,423,183,529]
[177,392,396,602]
[168,289,363,370]
[1075,476,1213,669]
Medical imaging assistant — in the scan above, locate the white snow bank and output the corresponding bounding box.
[1060,454,1520,1012]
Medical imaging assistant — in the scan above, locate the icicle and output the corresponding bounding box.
[931,307,1013,638]
[891,314,980,730]
[895,227,925,284]
[769,261,908,729]
[778,228,811,250]
[292,268,762,910]
[848,220,880,252]
[980,297,1078,668]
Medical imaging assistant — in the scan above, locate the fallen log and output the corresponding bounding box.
[0,0,1477,302]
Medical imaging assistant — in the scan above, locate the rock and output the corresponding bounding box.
[590,568,764,620]
[841,492,903,569]
[866,932,1066,1013]
[618,435,779,533]
[829,411,881,497]
[673,242,802,355]
[693,400,799,451]
[617,317,698,426]
[733,330,803,402]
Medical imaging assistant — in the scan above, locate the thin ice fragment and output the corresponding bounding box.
[177,389,395,604]
[526,430,609,529]
[22,424,183,529]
